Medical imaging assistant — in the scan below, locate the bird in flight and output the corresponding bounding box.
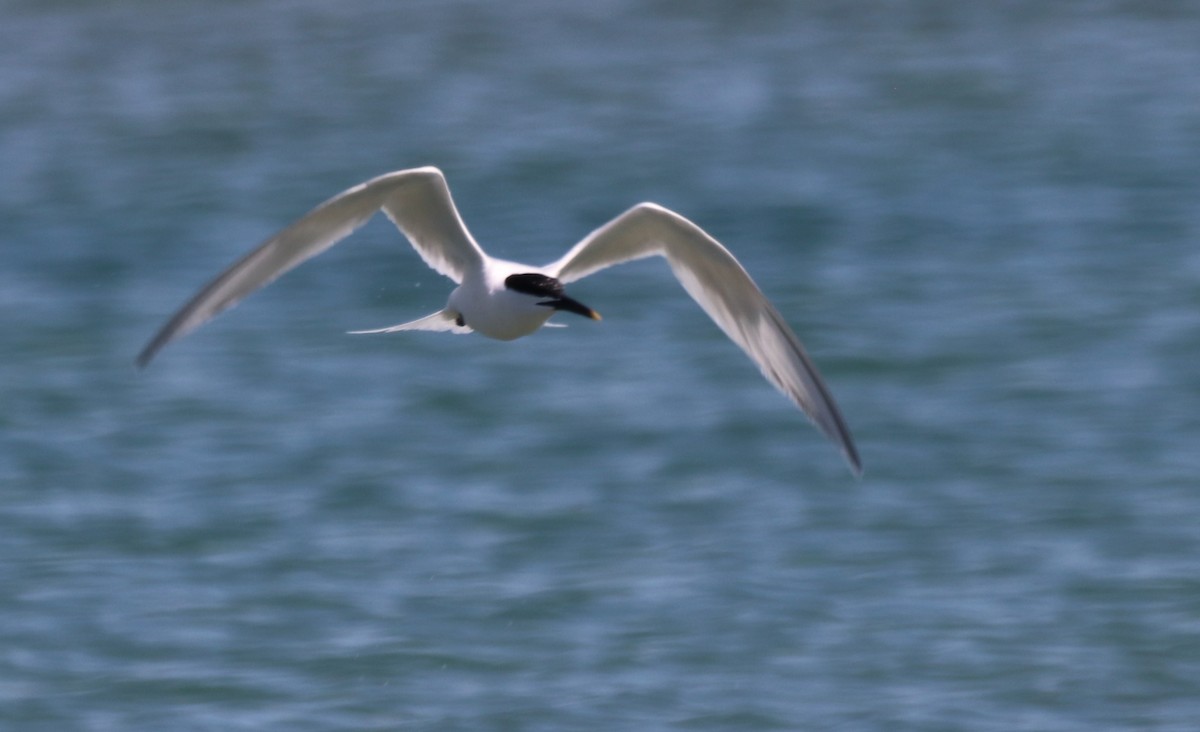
[137,167,861,474]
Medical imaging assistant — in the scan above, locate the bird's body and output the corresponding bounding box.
[138,167,862,474]
[447,260,561,340]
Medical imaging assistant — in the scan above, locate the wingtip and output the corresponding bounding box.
[134,346,155,370]
[841,441,864,478]
[799,429,863,478]
[134,331,171,370]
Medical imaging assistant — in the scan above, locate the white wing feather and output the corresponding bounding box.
[550,203,861,474]
[136,167,482,367]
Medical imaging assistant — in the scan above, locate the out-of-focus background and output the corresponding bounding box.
[3,1,1198,729]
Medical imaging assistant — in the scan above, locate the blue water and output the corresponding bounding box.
[3,1,1199,729]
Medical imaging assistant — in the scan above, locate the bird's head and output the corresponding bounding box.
[505,273,601,321]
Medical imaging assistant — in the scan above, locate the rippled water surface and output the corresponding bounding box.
[3,1,1199,729]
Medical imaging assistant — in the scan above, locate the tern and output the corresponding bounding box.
[137,167,861,474]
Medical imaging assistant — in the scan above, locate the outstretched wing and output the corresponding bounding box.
[549,203,861,475]
[136,167,483,367]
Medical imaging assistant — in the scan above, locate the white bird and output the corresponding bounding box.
[137,167,861,474]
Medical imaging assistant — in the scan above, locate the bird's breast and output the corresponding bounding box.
[448,282,552,341]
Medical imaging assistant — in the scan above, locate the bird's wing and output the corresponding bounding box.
[549,203,861,474]
[136,167,484,367]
